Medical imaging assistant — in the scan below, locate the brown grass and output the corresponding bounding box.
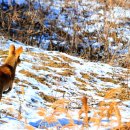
[53,56,61,61]
[76,77,87,84]
[57,69,74,76]
[73,82,89,91]
[60,54,73,63]
[99,77,119,84]
[55,89,66,95]
[88,101,122,128]
[44,61,73,68]
[79,96,89,127]
[80,73,90,79]
[104,87,130,100]
[0,50,8,55]
[98,0,130,8]
[38,92,57,103]
[19,70,46,85]
[32,65,49,71]
[113,122,130,130]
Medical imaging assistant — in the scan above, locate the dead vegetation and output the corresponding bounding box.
[19,70,46,85]
[57,69,74,76]
[60,54,73,63]
[0,50,8,55]
[98,0,130,8]
[76,77,87,84]
[38,92,57,103]
[44,61,73,69]
[32,65,49,71]
[1,95,130,129]
[80,72,90,79]
[31,96,129,129]
[113,122,130,130]
[104,87,130,100]
[99,77,119,84]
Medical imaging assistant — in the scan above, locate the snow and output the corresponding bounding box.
[113,7,130,19]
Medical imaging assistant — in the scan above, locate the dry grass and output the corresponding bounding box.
[60,54,73,63]
[19,70,46,85]
[99,77,119,84]
[0,50,8,55]
[80,73,90,79]
[57,69,74,76]
[55,89,66,95]
[74,82,88,91]
[76,77,87,84]
[88,101,122,129]
[0,0,129,66]
[98,0,130,8]
[79,96,89,127]
[31,53,51,61]
[113,122,130,130]
[38,92,57,103]
[53,56,61,61]
[33,96,122,129]
[32,65,49,71]
[44,61,73,69]
[104,87,130,100]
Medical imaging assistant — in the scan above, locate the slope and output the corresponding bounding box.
[0,40,129,129]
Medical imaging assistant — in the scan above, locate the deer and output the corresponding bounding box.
[0,44,23,100]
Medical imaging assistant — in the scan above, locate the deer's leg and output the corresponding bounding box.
[0,87,3,101]
[3,81,13,94]
[3,87,12,94]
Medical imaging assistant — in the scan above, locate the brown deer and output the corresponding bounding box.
[0,44,23,100]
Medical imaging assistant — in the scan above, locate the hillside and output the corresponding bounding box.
[0,40,129,129]
[0,0,130,66]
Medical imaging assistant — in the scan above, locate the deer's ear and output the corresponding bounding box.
[15,46,23,56]
[9,44,15,56]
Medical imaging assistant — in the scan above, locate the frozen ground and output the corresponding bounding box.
[0,40,129,129]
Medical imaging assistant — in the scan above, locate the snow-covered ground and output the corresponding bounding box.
[0,40,129,129]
